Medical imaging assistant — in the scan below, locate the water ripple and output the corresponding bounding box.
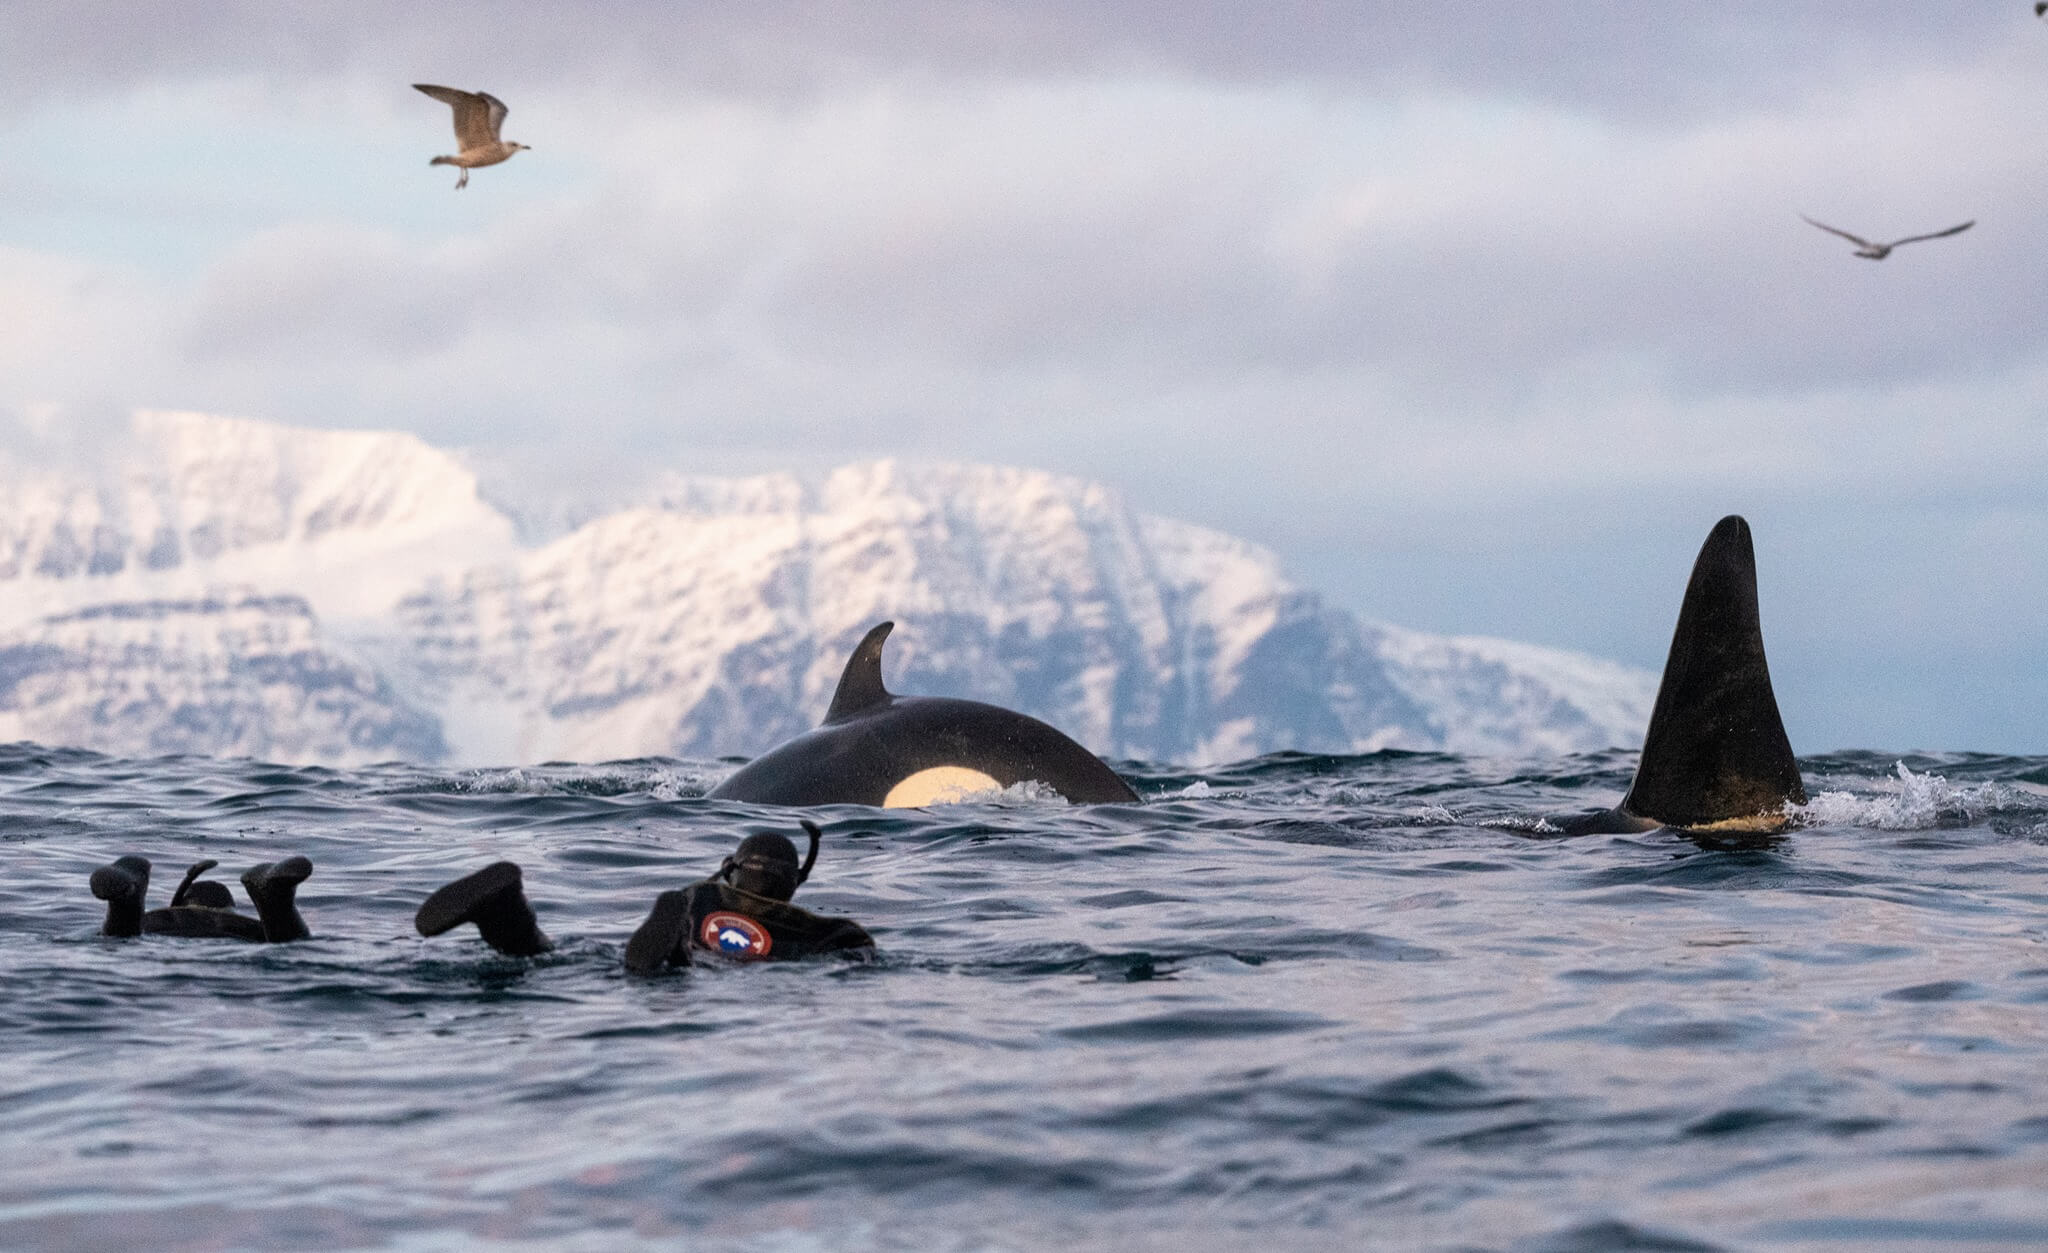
[1,746,2045,1248]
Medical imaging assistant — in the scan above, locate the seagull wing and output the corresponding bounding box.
[414,83,495,151]
[1887,221,1975,248]
[1800,216,1875,249]
[479,92,510,142]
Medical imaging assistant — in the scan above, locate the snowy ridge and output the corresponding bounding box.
[0,412,1657,766]
[1375,626,1662,758]
[0,590,444,762]
[0,410,515,628]
[392,459,1651,764]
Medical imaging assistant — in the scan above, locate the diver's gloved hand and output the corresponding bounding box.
[622,890,695,974]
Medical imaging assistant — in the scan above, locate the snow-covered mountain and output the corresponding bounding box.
[0,410,515,629]
[0,412,1658,767]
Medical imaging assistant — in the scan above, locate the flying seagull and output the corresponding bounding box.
[1799,215,1974,260]
[413,84,529,189]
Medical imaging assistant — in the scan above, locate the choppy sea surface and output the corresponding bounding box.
[3,743,2047,1251]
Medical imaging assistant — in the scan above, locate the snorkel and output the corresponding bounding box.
[797,819,820,886]
[168,859,234,909]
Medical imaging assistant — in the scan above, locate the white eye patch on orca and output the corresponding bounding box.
[882,766,1003,808]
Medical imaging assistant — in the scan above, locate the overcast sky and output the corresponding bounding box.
[3,3,2044,753]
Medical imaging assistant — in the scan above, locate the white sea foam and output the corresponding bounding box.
[1798,761,2019,830]
[917,778,1074,809]
[437,764,710,800]
[1480,814,1564,834]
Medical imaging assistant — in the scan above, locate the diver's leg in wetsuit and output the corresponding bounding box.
[90,855,152,937]
[241,857,314,942]
[414,862,552,957]
[622,890,695,974]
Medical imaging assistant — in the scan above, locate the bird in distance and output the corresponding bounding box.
[1799,216,1974,260]
[413,84,529,189]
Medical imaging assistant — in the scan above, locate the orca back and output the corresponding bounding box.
[709,621,1139,806]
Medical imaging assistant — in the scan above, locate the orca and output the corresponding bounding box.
[707,622,1140,807]
[1555,515,1807,835]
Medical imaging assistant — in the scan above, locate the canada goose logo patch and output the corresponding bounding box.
[700,912,772,959]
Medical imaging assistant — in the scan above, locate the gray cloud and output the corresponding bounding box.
[0,3,2014,120]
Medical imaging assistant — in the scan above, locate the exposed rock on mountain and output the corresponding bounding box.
[0,592,445,762]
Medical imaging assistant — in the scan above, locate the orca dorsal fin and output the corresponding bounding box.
[824,621,896,724]
[1620,516,1806,829]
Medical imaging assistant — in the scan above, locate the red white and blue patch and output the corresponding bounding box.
[700,912,773,959]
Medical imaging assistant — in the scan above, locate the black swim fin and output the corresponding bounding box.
[415,862,552,957]
[1616,515,1805,830]
[824,622,896,724]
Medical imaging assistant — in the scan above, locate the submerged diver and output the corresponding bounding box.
[90,855,314,942]
[414,820,874,972]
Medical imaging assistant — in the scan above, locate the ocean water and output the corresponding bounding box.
[2,743,2046,1252]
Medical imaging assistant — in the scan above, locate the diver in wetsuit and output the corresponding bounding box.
[89,855,314,942]
[623,822,875,971]
[413,821,874,971]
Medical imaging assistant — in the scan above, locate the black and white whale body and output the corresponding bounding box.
[1557,515,1807,834]
[708,622,1140,807]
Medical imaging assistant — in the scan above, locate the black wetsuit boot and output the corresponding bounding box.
[415,862,553,957]
[91,856,153,937]
[241,857,314,942]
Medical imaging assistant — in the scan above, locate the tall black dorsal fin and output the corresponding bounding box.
[1621,516,1806,828]
[824,621,895,724]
